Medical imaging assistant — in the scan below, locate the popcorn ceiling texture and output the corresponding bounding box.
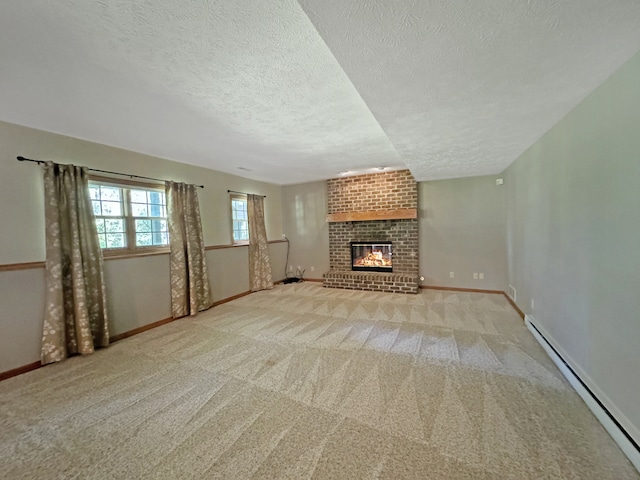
[1,1,640,183]
[0,0,403,185]
[299,1,640,181]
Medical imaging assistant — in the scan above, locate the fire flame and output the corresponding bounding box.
[355,250,392,267]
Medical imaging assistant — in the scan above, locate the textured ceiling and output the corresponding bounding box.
[299,0,640,181]
[1,1,639,184]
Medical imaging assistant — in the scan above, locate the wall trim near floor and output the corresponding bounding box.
[0,361,41,382]
[0,287,258,383]
[110,316,176,343]
[420,285,525,319]
[211,290,251,306]
[0,282,525,381]
[420,285,504,294]
[502,292,525,319]
[526,315,640,472]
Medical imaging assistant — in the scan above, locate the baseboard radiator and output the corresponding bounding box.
[525,315,640,472]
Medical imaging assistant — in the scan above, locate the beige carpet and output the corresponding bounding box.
[0,283,637,479]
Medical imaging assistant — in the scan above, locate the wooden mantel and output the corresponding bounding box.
[325,208,417,223]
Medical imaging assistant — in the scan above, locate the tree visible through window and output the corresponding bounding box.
[89,179,169,254]
[130,189,168,247]
[231,194,249,243]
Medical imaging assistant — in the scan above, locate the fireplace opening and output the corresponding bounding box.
[351,241,392,272]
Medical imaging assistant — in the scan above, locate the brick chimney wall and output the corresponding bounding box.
[327,170,419,275]
[327,170,418,213]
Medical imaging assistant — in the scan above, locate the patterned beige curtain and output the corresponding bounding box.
[248,194,274,292]
[166,181,213,318]
[42,162,109,365]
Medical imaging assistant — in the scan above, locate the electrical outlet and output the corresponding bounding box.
[310,266,315,272]
[531,299,535,310]
[473,273,478,280]
[449,272,454,278]
[281,233,287,239]
[479,273,484,280]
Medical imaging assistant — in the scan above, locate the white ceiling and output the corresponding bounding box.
[1,1,639,185]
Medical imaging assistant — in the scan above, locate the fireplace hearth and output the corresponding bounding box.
[351,241,392,272]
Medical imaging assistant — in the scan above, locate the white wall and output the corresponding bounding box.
[419,176,507,290]
[504,50,640,443]
[281,180,329,279]
[0,121,285,373]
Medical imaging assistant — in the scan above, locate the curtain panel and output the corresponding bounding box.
[42,162,109,365]
[166,181,213,318]
[248,194,274,292]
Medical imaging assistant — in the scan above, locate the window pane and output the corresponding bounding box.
[152,219,167,232]
[92,200,102,216]
[106,233,125,248]
[149,191,163,205]
[231,196,248,243]
[131,203,148,217]
[152,232,169,245]
[100,186,121,201]
[136,233,152,246]
[101,201,122,216]
[130,190,148,203]
[93,183,168,251]
[149,204,163,217]
[105,218,125,233]
[136,219,151,233]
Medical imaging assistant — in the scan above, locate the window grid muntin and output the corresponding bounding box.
[231,195,249,243]
[90,184,127,249]
[130,188,169,247]
[89,180,168,253]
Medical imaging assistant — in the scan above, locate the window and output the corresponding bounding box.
[89,177,169,255]
[230,194,249,243]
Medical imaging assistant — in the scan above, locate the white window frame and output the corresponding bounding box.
[89,175,170,257]
[230,193,249,244]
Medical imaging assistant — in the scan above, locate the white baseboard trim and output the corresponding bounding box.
[525,315,640,472]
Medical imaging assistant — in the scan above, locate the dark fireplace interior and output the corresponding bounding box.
[351,241,393,272]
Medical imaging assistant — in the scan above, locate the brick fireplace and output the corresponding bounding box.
[323,169,419,294]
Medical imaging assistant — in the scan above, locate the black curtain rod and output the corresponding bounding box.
[16,156,205,188]
[227,189,266,198]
